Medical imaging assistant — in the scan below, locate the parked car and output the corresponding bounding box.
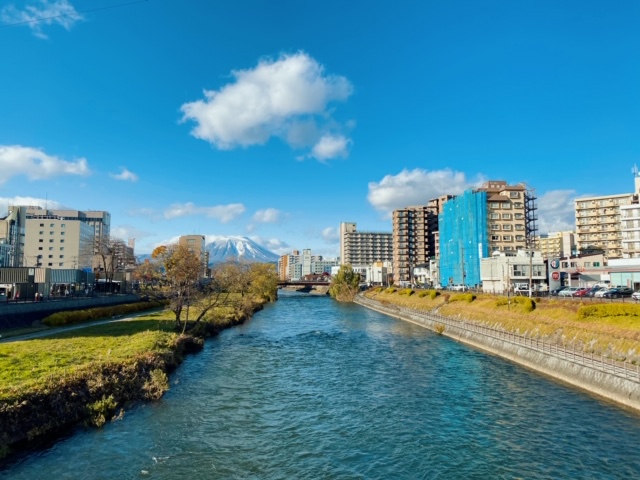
[632,291,640,301]
[572,288,590,297]
[594,288,615,298]
[602,287,633,299]
[587,286,607,297]
[558,287,580,297]
[550,287,568,296]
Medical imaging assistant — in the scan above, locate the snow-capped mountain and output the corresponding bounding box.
[205,236,279,264]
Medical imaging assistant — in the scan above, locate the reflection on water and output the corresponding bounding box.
[3,294,640,479]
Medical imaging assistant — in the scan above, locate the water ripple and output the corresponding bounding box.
[3,295,640,479]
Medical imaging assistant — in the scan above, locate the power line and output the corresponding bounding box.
[0,0,149,29]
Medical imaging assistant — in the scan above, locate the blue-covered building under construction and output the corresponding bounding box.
[439,189,490,288]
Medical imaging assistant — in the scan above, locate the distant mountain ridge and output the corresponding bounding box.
[136,236,279,265]
[205,236,279,264]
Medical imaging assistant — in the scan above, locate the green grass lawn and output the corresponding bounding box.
[0,311,178,400]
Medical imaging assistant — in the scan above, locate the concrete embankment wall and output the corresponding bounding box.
[0,295,140,329]
[355,296,640,412]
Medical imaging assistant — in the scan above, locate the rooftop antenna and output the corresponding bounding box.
[45,192,48,210]
[633,165,639,177]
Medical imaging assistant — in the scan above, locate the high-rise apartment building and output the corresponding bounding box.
[339,222,393,267]
[575,173,640,259]
[392,196,451,284]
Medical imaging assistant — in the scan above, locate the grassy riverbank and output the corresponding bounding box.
[0,298,266,459]
[364,288,640,363]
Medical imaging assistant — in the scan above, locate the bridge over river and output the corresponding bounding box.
[277,281,330,294]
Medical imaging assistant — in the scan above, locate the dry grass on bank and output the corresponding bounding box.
[364,289,640,362]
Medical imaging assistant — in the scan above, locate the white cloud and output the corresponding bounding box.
[163,202,245,223]
[0,145,90,184]
[2,0,82,39]
[322,226,339,244]
[110,167,138,182]
[0,196,62,216]
[110,225,154,243]
[368,168,482,216]
[180,52,353,160]
[252,208,281,224]
[536,189,577,234]
[250,236,291,255]
[310,134,350,161]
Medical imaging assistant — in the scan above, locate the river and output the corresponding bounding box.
[2,292,640,479]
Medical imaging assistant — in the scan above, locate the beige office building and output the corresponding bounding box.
[1,206,111,269]
[179,235,209,277]
[575,173,640,259]
[534,231,576,259]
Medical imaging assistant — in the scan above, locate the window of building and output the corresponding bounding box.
[514,202,523,208]
[562,262,569,268]
[60,247,64,251]
[59,263,64,266]
[48,255,53,258]
[515,235,525,241]
[503,235,512,241]
[584,262,591,267]
[515,225,524,230]
[503,225,512,231]
[502,213,512,220]
[49,231,54,235]
[38,247,42,251]
[594,262,601,267]
[49,239,54,243]
[501,202,511,209]
[60,239,64,243]
[61,224,65,228]
[490,213,500,219]
[60,255,64,259]
[40,223,44,227]
[60,231,65,236]
[49,247,53,251]
[48,263,52,266]
[491,224,500,230]
[509,191,520,198]
[50,223,54,227]
[39,239,43,243]
[39,231,43,235]
[490,203,500,209]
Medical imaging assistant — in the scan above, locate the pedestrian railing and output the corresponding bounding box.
[355,295,640,384]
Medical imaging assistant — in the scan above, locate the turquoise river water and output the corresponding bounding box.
[2,292,640,479]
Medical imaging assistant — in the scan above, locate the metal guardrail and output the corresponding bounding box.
[356,296,640,384]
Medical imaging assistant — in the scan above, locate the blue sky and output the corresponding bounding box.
[1,0,639,256]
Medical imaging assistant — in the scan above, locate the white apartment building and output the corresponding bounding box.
[621,203,640,259]
[575,172,640,259]
[339,222,393,267]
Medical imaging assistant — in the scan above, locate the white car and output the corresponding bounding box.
[594,288,615,298]
[558,287,579,297]
[632,291,640,301]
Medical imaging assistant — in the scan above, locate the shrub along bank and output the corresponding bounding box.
[0,297,267,460]
[364,288,640,364]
